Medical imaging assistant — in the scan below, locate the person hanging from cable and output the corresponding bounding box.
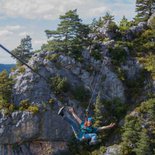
[58,106,116,145]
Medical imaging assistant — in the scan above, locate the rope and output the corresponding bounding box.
[86,60,105,113]
[0,44,49,82]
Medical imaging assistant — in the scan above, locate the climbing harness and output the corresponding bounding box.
[0,44,48,82]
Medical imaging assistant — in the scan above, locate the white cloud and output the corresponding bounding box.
[88,6,107,16]
[0,30,13,37]
[5,25,22,31]
[0,0,123,20]
[33,40,46,45]
[0,25,23,39]
[18,32,32,37]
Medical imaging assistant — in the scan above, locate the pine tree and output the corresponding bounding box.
[134,129,152,155]
[0,70,13,104]
[12,35,33,64]
[45,9,90,58]
[119,16,131,32]
[94,94,104,126]
[135,0,155,22]
[102,12,115,25]
[120,115,141,155]
[102,12,118,32]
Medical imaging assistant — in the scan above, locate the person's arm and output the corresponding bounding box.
[68,107,82,124]
[97,123,116,132]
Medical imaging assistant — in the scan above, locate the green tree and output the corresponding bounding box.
[12,35,33,64]
[45,9,90,58]
[100,12,118,36]
[0,70,13,103]
[119,16,131,32]
[94,94,104,126]
[135,0,155,22]
[134,129,152,155]
[120,115,141,155]
[102,12,115,24]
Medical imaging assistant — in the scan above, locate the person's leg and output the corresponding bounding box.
[58,107,81,140]
[83,133,98,145]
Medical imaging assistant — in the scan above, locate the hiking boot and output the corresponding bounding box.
[58,106,65,116]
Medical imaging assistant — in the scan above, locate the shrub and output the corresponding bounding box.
[48,98,56,110]
[51,76,69,94]
[109,44,127,65]
[45,53,60,62]
[18,66,25,73]
[103,98,127,120]
[28,105,39,114]
[90,43,102,60]
[19,99,30,110]
[72,85,90,104]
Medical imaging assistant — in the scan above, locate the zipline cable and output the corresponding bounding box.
[0,44,48,82]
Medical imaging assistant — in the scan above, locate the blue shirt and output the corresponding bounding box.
[80,121,97,134]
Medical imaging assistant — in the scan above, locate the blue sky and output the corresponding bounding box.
[0,0,136,64]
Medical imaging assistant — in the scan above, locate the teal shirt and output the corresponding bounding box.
[80,121,97,134]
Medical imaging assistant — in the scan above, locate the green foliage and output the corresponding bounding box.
[102,12,118,33]
[119,16,131,33]
[94,95,105,126]
[138,53,155,80]
[48,98,56,110]
[11,35,33,64]
[104,98,127,120]
[120,115,141,155]
[44,9,90,58]
[120,99,155,155]
[125,70,146,100]
[134,129,152,155]
[0,71,15,115]
[50,75,69,95]
[28,105,39,114]
[90,43,102,60]
[68,136,106,155]
[45,53,60,62]
[109,43,127,65]
[136,98,155,119]
[72,85,90,104]
[19,99,39,114]
[0,70,13,103]
[132,29,155,80]
[135,0,155,23]
[19,99,30,110]
[148,15,155,29]
[18,66,26,73]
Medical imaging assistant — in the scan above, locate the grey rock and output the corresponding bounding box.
[121,58,142,80]
[147,13,155,29]
[104,145,121,155]
[82,49,91,60]
[124,22,147,40]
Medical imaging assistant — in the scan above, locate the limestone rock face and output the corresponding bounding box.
[147,13,155,29]
[0,106,72,154]
[1,36,148,154]
[123,22,147,40]
[104,145,121,155]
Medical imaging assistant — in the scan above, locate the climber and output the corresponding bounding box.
[58,106,115,145]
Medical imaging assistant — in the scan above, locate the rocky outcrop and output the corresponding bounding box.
[11,48,126,105]
[0,105,72,155]
[0,42,130,154]
[147,13,155,29]
[104,145,121,155]
[123,22,147,40]
[1,19,153,154]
